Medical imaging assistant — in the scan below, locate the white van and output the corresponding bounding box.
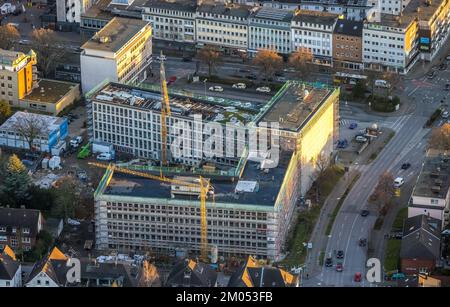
[375,79,391,88]
[97,153,113,161]
[393,177,404,188]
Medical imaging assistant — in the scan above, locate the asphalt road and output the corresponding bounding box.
[308,59,450,287]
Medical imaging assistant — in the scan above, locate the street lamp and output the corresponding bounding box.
[203,78,208,98]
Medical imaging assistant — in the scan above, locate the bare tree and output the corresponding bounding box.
[30,28,67,77]
[0,25,20,50]
[313,151,330,180]
[12,112,47,151]
[369,171,395,215]
[197,45,222,76]
[288,47,314,79]
[252,49,283,81]
[429,123,450,150]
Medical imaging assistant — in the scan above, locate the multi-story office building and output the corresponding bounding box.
[333,19,364,71]
[248,7,294,55]
[91,80,339,260]
[196,3,252,54]
[294,0,377,21]
[362,14,419,73]
[80,0,114,43]
[0,49,37,106]
[291,10,338,66]
[80,17,152,93]
[142,0,197,44]
[56,0,94,25]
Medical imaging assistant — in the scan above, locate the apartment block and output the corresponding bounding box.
[80,17,152,93]
[333,19,364,71]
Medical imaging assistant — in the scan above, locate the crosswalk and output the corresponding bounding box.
[339,115,411,133]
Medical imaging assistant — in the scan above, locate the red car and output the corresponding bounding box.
[354,272,362,282]
[336,263,343,272]
[166,76,177,86]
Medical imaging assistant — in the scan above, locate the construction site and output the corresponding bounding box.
[88,57,340,262]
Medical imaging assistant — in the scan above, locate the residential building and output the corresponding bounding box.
[0,112,69,153]
[333,19,364,71]
[26,247,71,287]
[0,208,44,252]
[91,80,339,260]
[294,0,378,21]
[362,14,419,73]
[400,215,442,275]
[166,259,218,287]
[80,17,152,93]
[44,218,64,240]
[228,255,298,287]
[18,79,80,116]
[142,0,197,45]
[0,246,22,287]
[248,7,294,55]
[408,151,450,227]
[0,49,37,106]
[291,10,338,66]
[196,3,252,55]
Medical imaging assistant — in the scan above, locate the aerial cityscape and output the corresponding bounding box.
[0,0,448,290]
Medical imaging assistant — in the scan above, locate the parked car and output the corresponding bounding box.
[209,86,223,92]
[442,111,449,119]
[355,135,368,143]
[354,272,362,282]
[232,83,246,89]
[70,136,83,147]
[256,86,271,93]
[445,84,450,91]
[337,139,348,149]
[439,63,447,70]
[360,210,370,217]
[325,257,333,267]
[427,71,436,79]
[336,263,343,272]
[182,57,192,62]
[349,122,358,129]
[97,152,113,161]
[375,79,390,88]
[167,76,177,85]
[401,162,411,170]
[246,74,257,80]
[156,54,167,61]
[393,177,404,188]
[336,250,344,259]
[276,76,287,83]
[358,238,367,247]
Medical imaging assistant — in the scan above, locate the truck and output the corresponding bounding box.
[70,136,83,148]
[1,3,16,15]
[92,141,115,160]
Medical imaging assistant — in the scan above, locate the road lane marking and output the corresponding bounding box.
[407,87,419,97]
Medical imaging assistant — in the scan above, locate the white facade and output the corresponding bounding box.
[26,271,60,287]
[142,5,196,43]
[291,12,337,66]
[0,264,21,287]
[56,0,94,23]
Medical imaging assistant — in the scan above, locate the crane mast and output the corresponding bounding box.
[159,51,171,166]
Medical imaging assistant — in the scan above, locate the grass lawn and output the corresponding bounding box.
[392,208,408,232]
[384,239,401,271]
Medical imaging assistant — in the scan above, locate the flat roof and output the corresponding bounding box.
[144,0,197,12]
[373,13,416,28]
[403,0,446,22]
[23,79,78,104]
[82,0,114,19]
[101,150,292,207]
[413,151,450,199]
[257,81,335,132]
[251,7,294,22]
[197,3,252,18]
[292,10,339,26]
[0,111,64,132]
[81,17,149,53]
[90,82,259,125]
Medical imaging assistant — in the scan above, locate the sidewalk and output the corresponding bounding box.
[305,169,360,278]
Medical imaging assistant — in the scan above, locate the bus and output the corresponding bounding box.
[333,71,367,86]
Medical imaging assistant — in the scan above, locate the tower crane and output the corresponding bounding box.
[89,162,213,262]
[158,51,171,166]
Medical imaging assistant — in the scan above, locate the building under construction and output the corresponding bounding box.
[90,79,339,261]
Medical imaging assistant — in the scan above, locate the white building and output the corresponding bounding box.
[291,10,338,66]
[362,14,419,73]
[196,3,252,54]
[0,111,69,153]
[248,7,294,55]
[142,0,197,44]
[408,152,450,229]
[80,17,152,93]
[56,0,94,24]
[293,0,377,21]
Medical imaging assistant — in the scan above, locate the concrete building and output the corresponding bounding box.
[80,0,114,42]
[362,14,419,73]
[80,17,152,93]
[91,80,339,260]
[0,49,37,106]
[333,19,364,71]
[142,0,197,45]
[294,0,378,21]
[291,10,338,66]
[408,151,450,228]
[196,3,252,55]
[18,79,80,116]
[0,112,69,153]
[248,7,294,55]
[0,208,44,253]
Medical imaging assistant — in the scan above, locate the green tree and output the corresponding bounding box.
[1,154,31,206]
[52,177,77,220]
[0,100,12,124]
[352,80,366,100]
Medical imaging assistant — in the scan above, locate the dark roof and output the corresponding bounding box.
[144,0,197,12]
[0,207,41,238]
[251,7,294,22]
[400,215,441,260]
[166,259,217,287]
[27,247,70,286]
[333,19,363,36]
[292,10,339,26]
[0,248,20,280]
[228,256,297,287]
[197,3,252,19]
[80,261,142,287]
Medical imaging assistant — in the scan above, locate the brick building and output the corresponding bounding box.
[333,19,364,71]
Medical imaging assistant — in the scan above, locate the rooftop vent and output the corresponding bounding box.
[99,36,110,44]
